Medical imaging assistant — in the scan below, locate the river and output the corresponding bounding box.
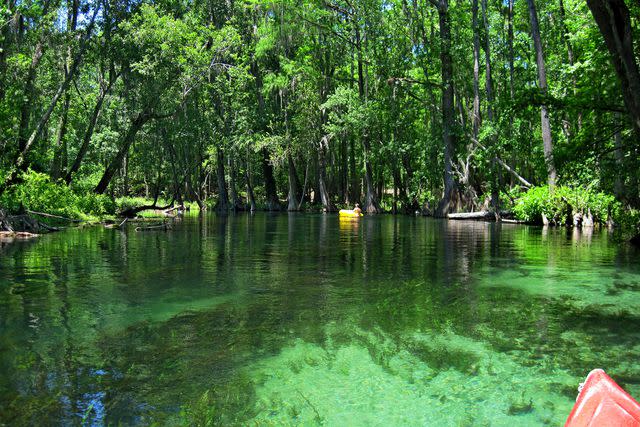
[1,213,639,425]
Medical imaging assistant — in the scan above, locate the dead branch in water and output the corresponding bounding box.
[135,222,171,232]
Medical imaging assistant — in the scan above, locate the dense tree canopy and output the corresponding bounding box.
[1,0,638,216]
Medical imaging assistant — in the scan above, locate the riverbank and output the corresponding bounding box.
[1,171,639,243]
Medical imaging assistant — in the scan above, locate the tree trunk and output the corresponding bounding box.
[481,0,494,121]
[244,156,257,212]
[65,76,114,184]
[472,0,481,137]
[435,0,457,217]
[94,110,150,194]
[507,0,515,99]
[482,0,499,216]
[262,149,280,211]
[250,60,280,211]
[355,25,380,214]
[17,40,45,153]
[349,138,359,204]
[0,0,12,102]
[586,0,640,135]
[5,8,97,189]
[215,147,229,211]
[50,92,71,180]
[228,153,241,211]
[50,0,78,181]
[317,136,335,212]
[287,154,301,211]
[613,112,625,200]
[527,0,557,188]
[340,138,348,203]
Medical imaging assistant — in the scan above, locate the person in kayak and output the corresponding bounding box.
[353,203,362,215]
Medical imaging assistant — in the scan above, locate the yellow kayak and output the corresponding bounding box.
[339,209,363,218]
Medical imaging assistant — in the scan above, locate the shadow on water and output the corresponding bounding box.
[0,214,639,424]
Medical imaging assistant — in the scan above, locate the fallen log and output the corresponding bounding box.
[26,210,83,222]
[119,196,175,218]
[448,211,496,220]
[0,231,39,239]
[163,205,186,215]
[10,214,60,232]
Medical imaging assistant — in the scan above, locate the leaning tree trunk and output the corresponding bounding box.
[94,110,150,194]
[4,8,98,191]
[65,75,116,184]
[527,0,557,188]
[50,92,70,180]
[434,0,457,217]
[17,40,45,154]
[586,0,640,136]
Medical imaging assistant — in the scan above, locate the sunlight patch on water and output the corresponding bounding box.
[245,325,575,426]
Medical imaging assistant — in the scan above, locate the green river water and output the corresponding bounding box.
[1,214,640,426]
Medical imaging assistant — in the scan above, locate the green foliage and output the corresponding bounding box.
[512,185,621,225]
[0,171,116,219]
[0,0,638,216]
[77,193,117,218]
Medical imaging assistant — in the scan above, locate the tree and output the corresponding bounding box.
[586,0,640,135]
[526,0,557,188]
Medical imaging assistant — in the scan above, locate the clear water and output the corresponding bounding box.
[1,214,639,425]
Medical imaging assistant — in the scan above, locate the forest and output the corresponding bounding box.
[3,0,640,423]
[0,0,639,226]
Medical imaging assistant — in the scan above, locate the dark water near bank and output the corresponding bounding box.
[1,214,640,425]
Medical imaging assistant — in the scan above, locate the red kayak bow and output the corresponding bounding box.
[565,369,640,426]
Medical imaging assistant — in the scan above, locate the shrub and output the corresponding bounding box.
[0,170,116,219]
[512,185,621,225]
[77,193,117,217]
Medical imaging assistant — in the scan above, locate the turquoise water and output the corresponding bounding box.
[1,214,639,425]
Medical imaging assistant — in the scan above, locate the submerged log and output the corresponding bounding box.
[135,222,171,232]
[104,217,128,229]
